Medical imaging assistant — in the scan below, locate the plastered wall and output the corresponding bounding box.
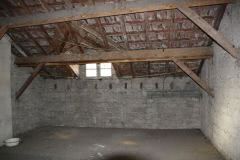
[201,2,240,160]
[0,36,12,146]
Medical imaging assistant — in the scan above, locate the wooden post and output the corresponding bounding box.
[16,63,45,100]
[172,58,214,97]
[177,6,239,59]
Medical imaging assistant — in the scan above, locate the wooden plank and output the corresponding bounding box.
[0,0,232,28]
[16,63,45,100]
[172,58,214,97]
[15,47,213,66]
[0,26,8,39]
[178,6,239,59]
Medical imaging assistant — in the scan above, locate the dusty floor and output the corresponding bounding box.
[0,127,224,160]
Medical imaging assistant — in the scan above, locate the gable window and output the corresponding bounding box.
[86,63,97,77]
[86,63,112,78]
[100,63,112,77]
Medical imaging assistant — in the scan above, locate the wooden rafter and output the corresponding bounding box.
[177,6,239,59]
[8,33,32,56]
[76,24,123,50]
[0,0,232,28]
[39,1,80,77]
[24,29,48,55]
[172,58,213,97]
[58,29,70,53]
[120,15,128,50]
[92,19,123,77]
[12,41,28,57]
[64,22,84,53]
[96,18,109,48]
[61,23,81,77]
[50,24,79,77]
[39,25,59,54]
[121,67,199,79]
[15,47,213,66]
[16,63,45,99]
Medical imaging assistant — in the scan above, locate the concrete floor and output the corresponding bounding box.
[0,127,224,160]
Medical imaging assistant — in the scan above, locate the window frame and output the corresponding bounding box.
[100,63,112,77]
[85,63,112,78]
[85,63,97,78]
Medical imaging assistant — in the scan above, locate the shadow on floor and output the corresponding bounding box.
[94,154,146,160]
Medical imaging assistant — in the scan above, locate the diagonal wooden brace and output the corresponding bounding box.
[172,58,214,97]
[177,6,240,59]
[16,63,45,100]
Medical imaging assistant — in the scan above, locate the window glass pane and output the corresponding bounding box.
[86,69,97,77]
[86,63,97,69]
[100,63,111,69]
[100,69,111,77]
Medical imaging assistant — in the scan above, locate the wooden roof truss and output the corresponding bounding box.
[0,0,238,99]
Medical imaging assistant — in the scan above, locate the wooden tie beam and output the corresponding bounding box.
[15,47,213,66]
[173,58,214,97]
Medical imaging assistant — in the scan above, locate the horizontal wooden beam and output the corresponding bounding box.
[15,47,213,66]
[178,6,239,59]
[0,0,232,28]
[16,63,45,99]
[172,58,214,97]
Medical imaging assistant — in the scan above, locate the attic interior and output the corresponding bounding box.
[0,0,239,160]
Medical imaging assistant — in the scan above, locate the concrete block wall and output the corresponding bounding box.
[10,57,202,134]
[11,56,44,135]
[200,2,240,160]
[39,69,201,129]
